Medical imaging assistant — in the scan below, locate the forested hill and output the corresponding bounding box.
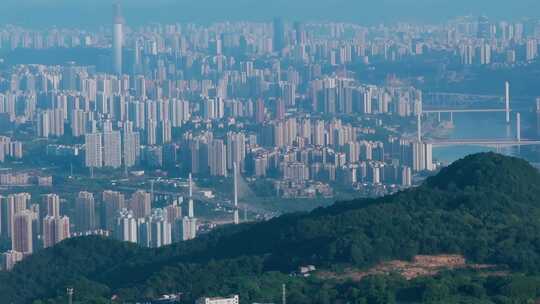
[2,152,540,303]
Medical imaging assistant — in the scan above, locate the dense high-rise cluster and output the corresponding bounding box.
[3,6,535,272]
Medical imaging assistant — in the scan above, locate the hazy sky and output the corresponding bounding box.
[1,0,539,27]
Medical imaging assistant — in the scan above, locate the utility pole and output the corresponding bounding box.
[67,288,74,304]
[282,284,286,304]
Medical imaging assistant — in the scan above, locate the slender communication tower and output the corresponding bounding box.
[188,173,194,218]
[505,81,511,124]
[112,2,124,75]
[233,162,240,224]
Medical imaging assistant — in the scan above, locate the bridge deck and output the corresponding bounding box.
[423,109,508,113]
[427,140,540,147]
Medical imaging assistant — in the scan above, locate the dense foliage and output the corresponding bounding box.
[2,153,540,303]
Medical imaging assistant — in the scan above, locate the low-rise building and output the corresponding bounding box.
[196,295,239,304]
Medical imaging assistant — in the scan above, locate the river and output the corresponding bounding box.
[431,111,539,165]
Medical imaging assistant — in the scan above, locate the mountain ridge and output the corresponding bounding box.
[2,152,540,303]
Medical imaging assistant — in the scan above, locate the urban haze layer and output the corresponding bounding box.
[2,1,540,303]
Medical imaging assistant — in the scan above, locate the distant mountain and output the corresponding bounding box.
[3,152,540,303]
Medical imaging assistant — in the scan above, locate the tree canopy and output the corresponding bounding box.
[3,152,540,303]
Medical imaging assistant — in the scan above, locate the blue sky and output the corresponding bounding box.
[1,0,539,27]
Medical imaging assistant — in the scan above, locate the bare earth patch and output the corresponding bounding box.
[317,255,500,281]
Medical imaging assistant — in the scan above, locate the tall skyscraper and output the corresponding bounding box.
[42,194,61,218]
[227,132,246,172]
[273,17,286,52]
[294,21,307,45]
[143,209,172,248]
[130,190,151,219]
[209,139,227,177]
[165,200,182,224]
[103,131,122,168]
[102,190,125,231]
[50,109,65,137]
[113,3,124,75]
[70,109,88,137]
[37,109,65,138]
[0,193,30,238]
[115,208,137,243]
[42,216,70,248]
[181,216,197,241]
[36,111,50,138]
[85,132,103,168]
[1,250,24,271]
[157,121,172,144]
[167,200,183,242]
[12,210,34,255]
[254,99,265,123]
[75,191,96,232]
[146,119,157,145]
[477,15,491,39]
[123,128,140,168]
[408,141,434,172]
[526,39,538,62]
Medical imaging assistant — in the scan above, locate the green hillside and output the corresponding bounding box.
[2,152,540,304]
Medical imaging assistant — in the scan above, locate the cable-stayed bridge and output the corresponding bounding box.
[418,82,540,149]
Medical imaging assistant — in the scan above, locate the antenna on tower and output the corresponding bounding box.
[113,2,125,25]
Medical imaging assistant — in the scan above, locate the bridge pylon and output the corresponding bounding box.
[505,81,510,124]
